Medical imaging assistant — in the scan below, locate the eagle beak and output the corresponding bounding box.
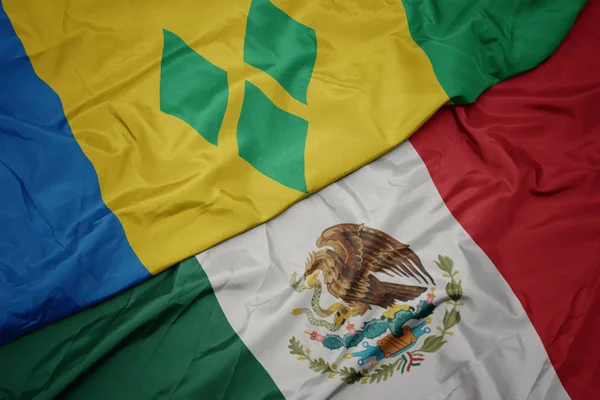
[304,270,321,288]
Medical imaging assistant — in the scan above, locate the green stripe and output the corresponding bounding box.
[0,258,284,400]
[402,0,587,104]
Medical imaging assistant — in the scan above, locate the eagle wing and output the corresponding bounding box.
[317,223,435,285]
[346,275,428,308]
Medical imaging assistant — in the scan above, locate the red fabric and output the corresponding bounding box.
[410,2,600,398]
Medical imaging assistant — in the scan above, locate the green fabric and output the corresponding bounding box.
[402,0,587,104]
[161,29,229,146]
[244,0,317,104]
[0,258,284,400]
[238,81,308,193]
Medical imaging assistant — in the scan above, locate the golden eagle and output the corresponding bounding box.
[297,223,435,316]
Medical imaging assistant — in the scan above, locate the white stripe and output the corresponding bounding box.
[197,142,569,400]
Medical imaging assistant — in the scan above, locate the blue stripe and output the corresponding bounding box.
[0,4,151,344]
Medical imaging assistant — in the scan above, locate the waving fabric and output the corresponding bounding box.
[0,0,586,343]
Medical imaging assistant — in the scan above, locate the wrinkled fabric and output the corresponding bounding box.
[411,2,600,397]
[0,2,151,345]
[0,258,284,400]
[0,0,587,343]
[402,0,587,103]
[0,2,598,399]
[0,143,570,400]
[196,141,568,400]
[3,8,600,394]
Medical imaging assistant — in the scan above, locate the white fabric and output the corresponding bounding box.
[197,141,568,400]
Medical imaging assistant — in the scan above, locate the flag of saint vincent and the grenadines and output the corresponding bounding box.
[1,1,600,398]
[0,0,587,344]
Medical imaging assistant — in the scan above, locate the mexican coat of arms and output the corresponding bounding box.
[288,223,465,384]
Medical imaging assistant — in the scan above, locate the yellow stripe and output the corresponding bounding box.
[5,0,447,274]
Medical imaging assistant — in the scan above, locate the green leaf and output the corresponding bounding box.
[369,361,398,383]
[419,335,446,353]
[339,367,363,384]
[435,255,454,274]
[443,256,454,270]
[288,337,305,357]
[443,308,461,330]
[446,279,463,302]
[309,358,334,374]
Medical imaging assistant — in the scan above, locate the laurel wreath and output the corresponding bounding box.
[288,255,464,385]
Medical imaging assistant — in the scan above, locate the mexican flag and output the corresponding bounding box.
[1,1,598,399]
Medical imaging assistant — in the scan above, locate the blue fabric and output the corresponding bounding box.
[0,4,150,344]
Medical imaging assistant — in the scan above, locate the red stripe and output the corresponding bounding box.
[410,3,600,399]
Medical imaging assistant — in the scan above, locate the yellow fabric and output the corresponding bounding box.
[5,0,447,274]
